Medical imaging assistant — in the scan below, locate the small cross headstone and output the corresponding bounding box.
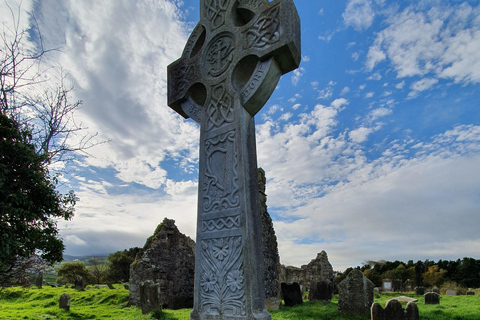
[167,0,300,319]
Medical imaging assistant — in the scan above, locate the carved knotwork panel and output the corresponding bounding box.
[204,0,229,30]
[203,130,240,213]
[244,4,280,49]
[202,215,241,232]
[199,236,246,316]
[206,82,234,131]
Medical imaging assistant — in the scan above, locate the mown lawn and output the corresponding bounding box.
[1,286,479,320]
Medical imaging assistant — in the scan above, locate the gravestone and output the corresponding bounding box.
[382,279,392,292]
[414,286,425,295]
[59,293,71,311]
[167,0,300,319]
[309,280,333,301]
[139,280,162,314]
[404,279,413,292]
[432,285,440,293]
[371,300,419,320]
[466,291,475,295]
[107,283,115,289]
[446,289,456,296]
[338,269,375,314]
[281,282,303,306]
[424,292,440,305]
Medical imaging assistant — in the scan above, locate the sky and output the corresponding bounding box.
[2,0,480,272]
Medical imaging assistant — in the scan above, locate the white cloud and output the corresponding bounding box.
[343,0,375,31]
[367,72,382,81]
[349,127,373,143]
[366,2,480,85]
[408,78,439,98]
[395,80,406,89]
[340,87,351,95]
[291,67,305,86]
[365,91,374,98]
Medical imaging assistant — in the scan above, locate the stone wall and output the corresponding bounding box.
[279,251,334,292]
[258,168,281,300]
[129,218,195,309]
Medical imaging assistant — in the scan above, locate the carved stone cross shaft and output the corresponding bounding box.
[167,1,300,319]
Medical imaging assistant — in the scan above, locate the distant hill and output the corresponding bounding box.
[62,254,110,262]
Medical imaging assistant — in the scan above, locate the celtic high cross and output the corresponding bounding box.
[167,1,300,319]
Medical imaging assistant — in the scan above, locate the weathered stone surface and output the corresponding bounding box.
[129,218,195,310]
[432,285,440,293]
[388,296,418,303]
[167,0,301,318]
[338,269,374,314]
[279,251,334,294]
[59,293,70,311]
[258,168,281,303]
[309,280,333,301]
[265,297,282,311]
[107,283,114,289]
[424,292,440,305]
[139,280,162,314]
[446,289,456,296]
[414,286,425,295]
[371,300,419,320]
[281,282,303,306]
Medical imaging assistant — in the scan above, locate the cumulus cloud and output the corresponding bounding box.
[366,2,480,84]
[343,0,375,31]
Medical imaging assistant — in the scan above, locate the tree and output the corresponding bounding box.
[1,4,102,284]
[0,114,76,279]
[88,256,107,284]
[423,265,446,287]
[57,262,93,286]
[105,247,141,283]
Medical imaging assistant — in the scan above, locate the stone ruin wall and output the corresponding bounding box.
[279,250,335,292]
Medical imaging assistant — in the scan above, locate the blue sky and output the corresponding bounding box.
[3,0,480,271]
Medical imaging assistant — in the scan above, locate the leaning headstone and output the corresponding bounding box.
[446,289,456,296]
[107,283,115,289]
[139,280,162,315]
[309,280,333,301]
[338,269,375,314]
[371,300,419,320]
[59,293,71,311]
[424,292,440,305]
[414,286,425,295]
[167,0,301,319]
[281,282,303,306]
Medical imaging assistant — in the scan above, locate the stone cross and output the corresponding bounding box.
[167,1,300,319]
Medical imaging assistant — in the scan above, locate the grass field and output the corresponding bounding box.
[1,287,479,319]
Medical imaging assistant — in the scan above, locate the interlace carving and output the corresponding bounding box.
[206,35,235,77]
[203,130,240,212]
[202,215,241,232]
[204,0,229,30]
[199,236,245,316]
[170,64,195,98]
[206,82,234,131]
[245,4,280,48]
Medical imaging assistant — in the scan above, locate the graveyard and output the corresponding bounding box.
[1,285,480,320]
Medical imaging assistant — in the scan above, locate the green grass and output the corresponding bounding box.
[1,287,479,320]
